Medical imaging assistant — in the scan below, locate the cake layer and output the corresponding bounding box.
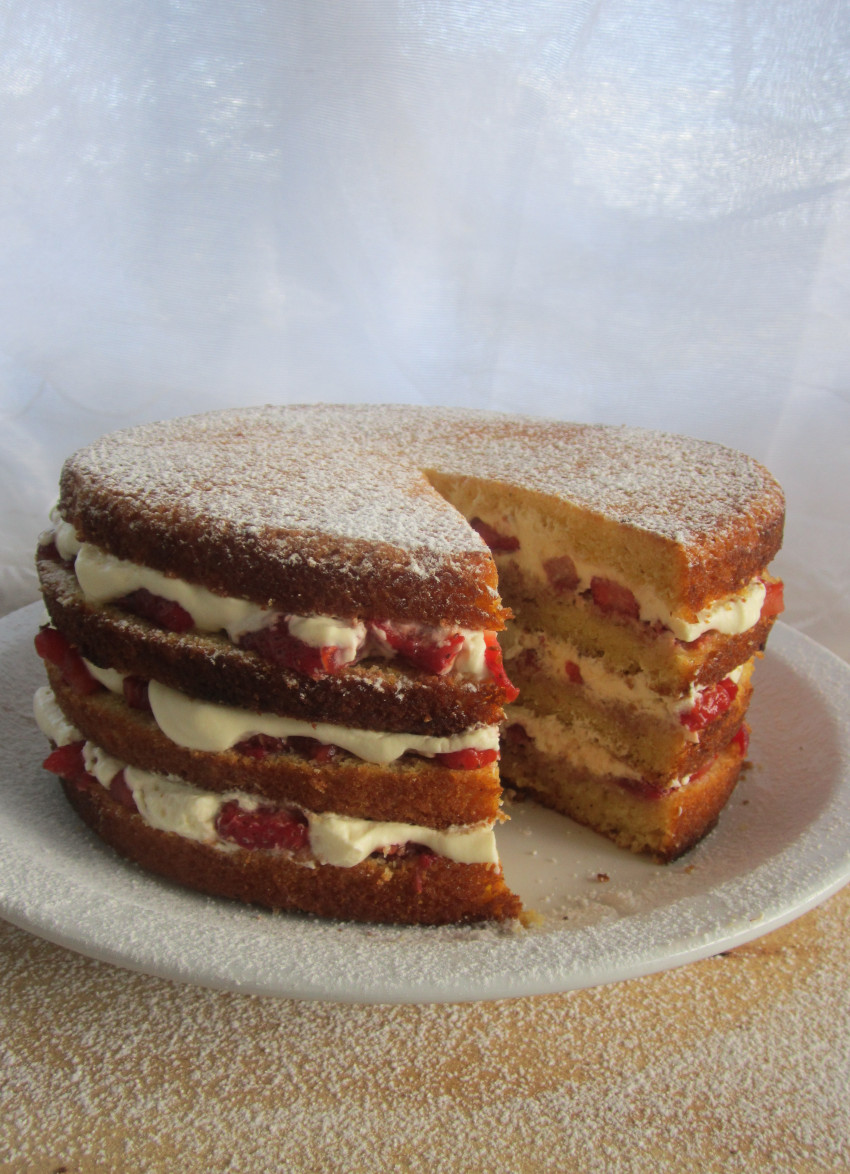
[39,557,509,736]
[505,658,754,784]
[43,672,502,827]
[501,721,748,861]
[497,562,780,696]
[57,405,784,625]
[59,778,520,925]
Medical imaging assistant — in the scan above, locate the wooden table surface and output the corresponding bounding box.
[2,879,848,1174]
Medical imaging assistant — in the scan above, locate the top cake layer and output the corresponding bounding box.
[57,404,785,627]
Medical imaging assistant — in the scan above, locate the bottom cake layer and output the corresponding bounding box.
[501,723,748,862]
[59,775,523,925]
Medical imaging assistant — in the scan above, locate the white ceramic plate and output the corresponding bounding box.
[2,603,849,1004]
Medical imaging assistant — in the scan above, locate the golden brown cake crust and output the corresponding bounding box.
[57,404,785,621]
[59,778,522,925]
[47,666,502,828]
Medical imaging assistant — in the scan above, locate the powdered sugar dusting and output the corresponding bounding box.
[62,403,783,555]
[1,892,848,1172]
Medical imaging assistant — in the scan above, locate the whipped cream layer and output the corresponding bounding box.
[446,499,766,641]
[81,659,500,764]
[34,686,498,867]
[44,514,491,678]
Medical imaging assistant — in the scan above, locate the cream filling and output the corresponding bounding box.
[450,499,766,641]
[500,627,745,730]
[504,705,693,792]
[504,705,643,781]
[33,685,498,867]
[80,660,500,765]
[47,519,490,678]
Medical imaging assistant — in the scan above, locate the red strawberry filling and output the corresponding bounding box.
[544,555,580,593]
[680,678,738,732]
[238,620,349,678]
[433,747,499,769]
[761,579,784,619]
[370,622,465,675]
[469,516,520,552]
[484,633,519,702]
[215,800,310,852]
[732,724,750,756]
[34,628,100,695]
[42,741,93,787]
[564,659,583,685]
[117,588,194,634]
[590,576,641,620]
[122,676,152,712]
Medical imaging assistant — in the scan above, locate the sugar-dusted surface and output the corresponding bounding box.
[2,891,848,1173]
[57,404,784,616]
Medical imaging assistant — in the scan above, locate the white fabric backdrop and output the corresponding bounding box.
[2,0,848,659]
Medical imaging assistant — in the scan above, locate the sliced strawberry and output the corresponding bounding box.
[109,769,138,811]
[732,725,750,757]
[238,621,345,678]
[42,741,93,788]
[483,633,519,702]
[469,517,520,552]
[371,621,465,675]
[433,747,499,769]
[590,577,640,620]
[543,555,580,593]
[287,736,340,763]
[681,678,738,732]
[215,800,309,852]
[34,628,100,695]
[234,733,288,760]
[564,659,583,685]
[761,579,784,619]
[503,722,532,746]
[118,588,194,634]
[412,847,437,894]
[122,676,152,712]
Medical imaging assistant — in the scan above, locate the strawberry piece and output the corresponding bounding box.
[732,725,750,756]
[34,628,100,695]
[118,588,194,633]
[234,733,288,760]
[41,741,86,779]
[503,722,532,746]
[287,736,340,763]
[761,579,785,619]
[564,659,583,684]
[122,676,152,712]
[412,848,437,894]
[434,747,499,769]
[109,769,138,811]
[543,555,580,593]
[371,622,465,675]
[469,517,520,552]
[590,577,640,620]
[215,800,309,852]
[483,633,519,702]
[42,741,93,789]
[238,621,344,678]
[681,678,738,732]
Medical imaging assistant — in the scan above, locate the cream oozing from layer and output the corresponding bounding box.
[46,515,491,678]
[453,501,766,641]
[80,660,500,765]
[500,627,745,731]
[33,685,499,867]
